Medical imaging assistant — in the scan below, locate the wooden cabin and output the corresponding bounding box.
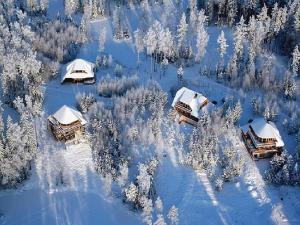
[61,59,95,84]
[48,105,87,141]
[171,87,212,126]
[241,118,284,160]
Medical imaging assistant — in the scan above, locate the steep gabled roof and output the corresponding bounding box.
[61,59,95,83]
[245,118,284,147]
[52,105,87,125]
[172,87,209,118]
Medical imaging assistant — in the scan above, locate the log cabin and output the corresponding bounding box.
[48,105,87,141]
[241,118,284,160]
[61,59,95,84]
[171,87,213,126]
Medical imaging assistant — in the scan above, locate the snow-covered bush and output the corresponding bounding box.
[76,92,96,113]
[97,75,139,97]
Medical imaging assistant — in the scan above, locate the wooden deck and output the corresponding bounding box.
[242,132,281,160]
[48,118,85,141]
[174,102,198,126]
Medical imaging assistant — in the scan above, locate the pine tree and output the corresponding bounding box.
[283,74,297,100]
[291,45,300,76]
[295,6,300,32]
[99,27,107,53]
[153,214,167,225]
[226,0,237,26]
[195,24,209,62]
[177,13,188,51]
[65,0,79,17]
[155,196,163,213]
[167,205,179,225]
[217,30,228,65]
[177,65,184,83]
[134,29,144,64]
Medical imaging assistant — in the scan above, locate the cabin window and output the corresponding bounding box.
[71,70,87,74]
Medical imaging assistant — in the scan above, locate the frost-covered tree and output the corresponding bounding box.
[177,13,188,51]
[141,197,153,225]
[134,29,144,63]
[291,45,300,76]
[76,92,96,113]
[215,177,224,191]
[125,182,138,203]
[195,24,209,62]
[99,27,107,53]
[283,73,297,100]
[167,205,179,225]
[226,0,237,26]
[217,30,228,65]
[65,0,79,17]
[294,6,300,32]
[155,196,163,213]
[264,150,299,185]
[177,65,184,83]
[153,214,167,225]
[233,16,246,59]
[189,0,197,32]
[221,147,244,182]
[118,161,128,187]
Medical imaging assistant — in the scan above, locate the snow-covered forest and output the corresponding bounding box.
[0,0,300,224]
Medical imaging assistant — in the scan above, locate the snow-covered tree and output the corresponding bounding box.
[217,30,228,63]
[167,205,179,225]
[118,161,128,187]
[134,29,144,63]
[141,196,153,225]
[177,65,184,83]
[153,214,167,225]
[195,24,209,62]
[233,17,246,59]
[65,0,79,17]
[226,0,237,26]
[291,45,300,76]
[177,13,188,51]
[155,196,163,213]
[76,92,96,113]
[125,182,138,203]
[283,73,297,100]
[295,6,300,31]
[99,27,107,53]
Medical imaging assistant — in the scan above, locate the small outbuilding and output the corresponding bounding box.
[241,118,284,160]
[171,87,213,125]
[48,105,87,141]
[61,59,95,84]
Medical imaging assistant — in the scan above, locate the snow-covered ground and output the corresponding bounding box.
[0,119,143,225]
[1,1,300,225]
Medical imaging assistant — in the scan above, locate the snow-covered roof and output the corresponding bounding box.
[244,118,284,147]
[172,87,209,118]
[61,59,95,83]
[52,105,87,125]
